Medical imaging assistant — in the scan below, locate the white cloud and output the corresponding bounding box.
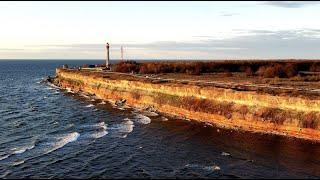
[263,1,320,8]
[2,29,320,59]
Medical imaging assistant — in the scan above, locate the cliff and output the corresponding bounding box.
[52,68,320,142]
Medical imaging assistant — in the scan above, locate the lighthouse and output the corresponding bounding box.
[106,43,110,69]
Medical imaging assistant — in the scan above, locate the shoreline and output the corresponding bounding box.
[51,68,320,143]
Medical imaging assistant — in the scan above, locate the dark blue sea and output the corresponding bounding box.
[0,60,320,179]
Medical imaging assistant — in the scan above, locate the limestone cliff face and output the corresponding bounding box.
[53,68,320,142]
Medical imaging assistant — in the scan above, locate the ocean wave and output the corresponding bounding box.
[221,152,231,156]
[79,93,90,99]
[85,104,94,108]
[133,114,151,124]
[0,170,11,178]
[94,122,107,130]
[118,119,134,133]
[161,117,168,121]
[44,132,80,154]
[142,111,159,117]
[11,144,35,155]
[98,101,106,105]
[98,122,107,130]
[0,154,10,161]
[66,88,74,93]
[46,82,61,90]
[88,130,108,139]
[81,122,107,130]
[80,122,108,139]
[11,159,25,166]
[108,118,134,138]
[53,91,60,95]
[185,164,221,172]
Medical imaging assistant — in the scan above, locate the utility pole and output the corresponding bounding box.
[106,42,110,69]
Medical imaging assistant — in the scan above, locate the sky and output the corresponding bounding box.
[1,1,320,60]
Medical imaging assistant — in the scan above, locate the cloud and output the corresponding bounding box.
[263,1,320,8]
[220,12,239,17]
[121,29,320,59]
[3,29,320,59]
[0,48,24,51]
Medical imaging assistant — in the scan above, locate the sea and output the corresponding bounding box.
[0,60,320,178]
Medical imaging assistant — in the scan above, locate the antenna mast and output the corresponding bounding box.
[121,46,124,61]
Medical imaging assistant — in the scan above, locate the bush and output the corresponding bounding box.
[131,91,141,100]
[239,105,249,118]
[182,96,233,119]
[113,61,140,73]
[260,107,286,125]
[245,67,254,76]
[224,72,233,77]
[256,63,297,78]
[310,63,320,72]
[300,112,319,129]
[284,63,298,78]
[111,60,320,77]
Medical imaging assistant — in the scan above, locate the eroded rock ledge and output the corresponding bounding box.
[52,68,320,142]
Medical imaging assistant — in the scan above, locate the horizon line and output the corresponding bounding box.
[1,58,320,61]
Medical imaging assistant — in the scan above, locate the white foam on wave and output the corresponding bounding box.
[221,152,230,156]
[85,104,94,108]
[205,165,221,171]
[108,118,134,138]
[142,111,159,117]
[47,82,61,90]
[161,116,168,121]
[81,122,107,130]
[99,101,106,105]
[118,119,134,133]
[66,87,74,93]
[0,170,11,178]
[11,144,35,155]
[0,154,10,161]
[11,160,25,166]
[53,91,60,95]
[93,122,107,130]
[185,164,221,171]
[99,122,107,130]
[134,114,151,124]
[80,93,90,99]
[88,130,108,139]
[81,122,108,139]
[44,132,80,154]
